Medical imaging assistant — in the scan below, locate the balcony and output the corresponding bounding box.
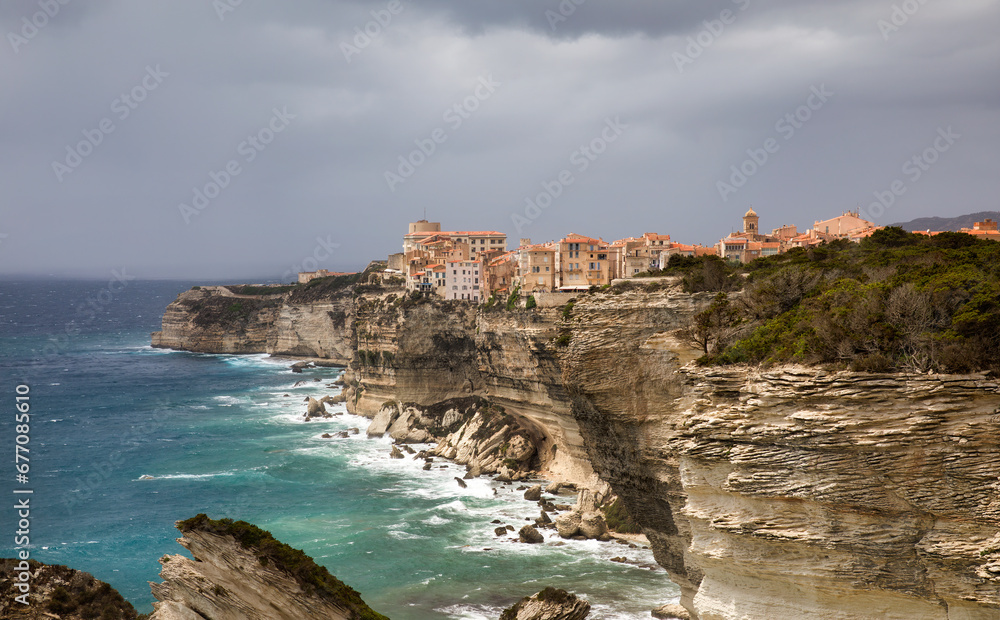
[587,270,603,279]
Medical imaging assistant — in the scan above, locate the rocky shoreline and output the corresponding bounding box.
[151,280,1000,618]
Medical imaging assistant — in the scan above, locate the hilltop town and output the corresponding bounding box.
[298,210,1000,303]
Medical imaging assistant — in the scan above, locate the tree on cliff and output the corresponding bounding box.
[683,292,742,355]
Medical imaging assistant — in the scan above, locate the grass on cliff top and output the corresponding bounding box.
[177,514,389,620]
[687,228,1000,373]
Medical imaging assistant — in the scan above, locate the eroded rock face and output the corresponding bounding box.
[149,518,387,620]
[499,587,591,620]
[151,284,356,361]
[562,288,1000,620]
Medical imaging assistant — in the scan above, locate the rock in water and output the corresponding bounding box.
[389,445,405,459]
[495,526,509,537]
[578,512,608,539]
[523,485,542,501]
[518,524,544,544]
[304,397,329,419]
[149,514,388,620]
[455,477,468,489]
[536,510,552,525]
[544,481,563,494]
[499,587,590,620]
[555,512,581,539]
[652,603,691,619]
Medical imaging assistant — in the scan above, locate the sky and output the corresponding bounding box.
[1,0,997,280]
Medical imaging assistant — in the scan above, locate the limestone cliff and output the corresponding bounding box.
[153,276,1000,617]
[561,290,1000,619]
[344,292,611,486]
[151,282,359,361]
[148,514,387,620]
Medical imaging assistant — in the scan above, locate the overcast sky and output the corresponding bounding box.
[1,0,997,279]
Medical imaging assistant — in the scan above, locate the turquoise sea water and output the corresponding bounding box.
[0,279,677,618]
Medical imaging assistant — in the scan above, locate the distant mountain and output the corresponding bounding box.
[890,211,999,232]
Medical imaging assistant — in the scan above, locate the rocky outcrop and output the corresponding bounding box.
[345,295,608,486]
[499,587,591,620]
[151,280,364,361]
[149,514,387,620]
[0,559,143,619]
[365,396,541,478]
[561,287,1000,619]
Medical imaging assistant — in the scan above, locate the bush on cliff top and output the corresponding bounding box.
[694,229,1000,373]
[177,514,389,620]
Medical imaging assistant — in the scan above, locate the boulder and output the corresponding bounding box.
[304,398,329,419]
[455,477,468,489]
[518,525,544,544]
[495,526,509,537]
[499,587,590,620]
[544,481,563,494]
[536,510,552,525]
[389,445,404,459]
[578,512,608,539]
[422,462,432,471]
[555,512,581,539]
[523,485,542,501]
[367,403,399,437]
[652,603,691,620]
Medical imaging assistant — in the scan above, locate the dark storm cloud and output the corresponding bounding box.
[0,0,997,279]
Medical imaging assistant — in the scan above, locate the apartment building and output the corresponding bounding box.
[445,259,483,302]
[557,233,611,290]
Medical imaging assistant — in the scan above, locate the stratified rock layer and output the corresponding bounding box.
[500,587,591,620]
[561,288,1000,619]
[149,518,387,620]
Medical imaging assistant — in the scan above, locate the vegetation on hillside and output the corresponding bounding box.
[177,514,389,620]
[680,228,1000,373]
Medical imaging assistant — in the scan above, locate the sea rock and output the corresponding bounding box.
[518,525,545,544]
[347,428,359,435]
[495,526,509,537]
[578,512,608,539]
[652,603,691,620]
[321,433,332,439]
[422,462,432,471]
[366,402,399,437]
[499,587,590,620]
[389,445,404,459]
[304,397,330,420]
[455,477,468,489]
[536,510,552,525]
[555,512,581,539]
[523,485,542,501]
[545,481,563,494]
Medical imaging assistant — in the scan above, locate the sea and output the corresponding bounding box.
[0,279,678,618]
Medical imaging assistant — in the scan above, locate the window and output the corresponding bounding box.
[537,277,543,284]
[545,267,549,272]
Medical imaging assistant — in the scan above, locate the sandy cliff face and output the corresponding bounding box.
[562,290,1000,619]
[346,294,604,485]
[151,285,354,361]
